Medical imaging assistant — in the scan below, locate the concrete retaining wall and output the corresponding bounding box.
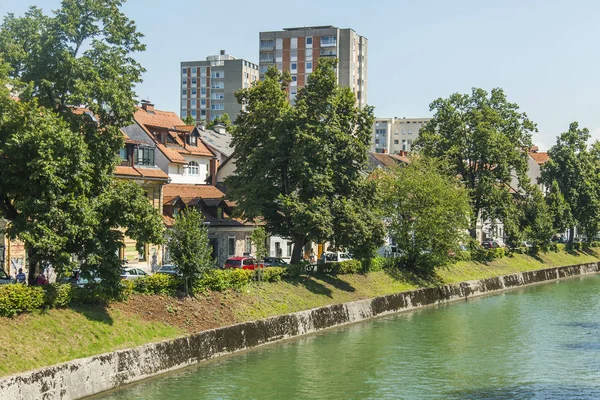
[1,262,599,400]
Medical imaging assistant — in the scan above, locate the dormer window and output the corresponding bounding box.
[190,135,197,146]
[217,207,223,219]
[135,146,155,166]
[118,147,127,161]
[187,161,199,175]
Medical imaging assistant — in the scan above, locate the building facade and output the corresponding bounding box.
[259,26,367,106]
[372,117,431,154]
[181,51,259,123]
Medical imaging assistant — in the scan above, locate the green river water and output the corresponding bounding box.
[98,274,600,399]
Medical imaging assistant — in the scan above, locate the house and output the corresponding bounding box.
[122,101,219,185]
[367,151,410,171]
[162,184,257,267]
[114,131,170,271]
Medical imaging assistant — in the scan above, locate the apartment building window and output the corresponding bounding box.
[190,135,197,146]
[191,88,197,96]
[191,99,196,108]
[191,67,197,75]
[260,52,274,62]
[182,68,188,75]
[212,92,224,100]
[306,62,312,72]
[228,237,235,257]
[259,65,269,73]
[277,63,283,71]
[211,103,224,110]
[305,49,312,60]
[321,36,336,46]
[375,139,380,145]
[291,37,298,49]
[275,49,282,63]
[135,146,155,166]
[260,39,274,49]
[211,70,224,79]
[200,99,206,108]
[182,89,187,97]
[290,75,297,86]
[201,88,206,96]
[191,110,197,118]
[201,77,206,86]
[181,110,187,118]
[290,50,297,62]
[201,110,206,117]
[306,37,313,46]
[291,63,297,71]
[201,66,207,76]
[191,78,197,85]
[275,38,283,49]
[211,81,224,89]
[182,78,187,85]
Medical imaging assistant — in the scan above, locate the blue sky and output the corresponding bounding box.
[2,0,600,150]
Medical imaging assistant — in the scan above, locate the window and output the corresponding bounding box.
[394,140,399,145]
[259,64,269,73]
[201,99,206,108]
[290,49,297,61]
[187,160,199,175]
[201,88,206,96]
[260,39,274,49]
[275,242,282,257]
[321,36,336,46]
[306,37,313,46]
[211,81,224,89]
[275,38,283,49]
[291,63,297,71]
[138,244,147,262]
[228,237,235,257]
[211,70,224,79]
[290,75,297,86]
[182,68,188,75]
[190,135,197,146]
[217,207,223,219]
[191,78,197,85]
[291,37,298,49]
[305,49,312,60]
[181,109,187,118]
[182,78,187,85]
[201,77,206,86]
[306,62,312,72]
[286,242,293,257]
[119,147,127,161]
[211,103,224,110]
[191,109,197,118]
[212,92,224,100]
[201,110,206,117]
[135,146,155,166]
[201,66,207,76]
[375,139,380,145]
[191,67,197,75]
[245,237,252,254]
[191,88,197,96]
[191,99,196,107]
[182,89,187,97]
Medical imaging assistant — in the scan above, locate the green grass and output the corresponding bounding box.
[0,248,597,378]
[0,307,182,377]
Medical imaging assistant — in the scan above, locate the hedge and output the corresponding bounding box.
[132,274,180,296]
[0,284,45,317]
[259,267,286,282]
[198,269,254,292]
[318,260,363,275]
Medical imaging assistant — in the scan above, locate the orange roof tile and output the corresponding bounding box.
[156,143,187,164]
[163,184,225,205]
[529,151,549,165]
[133,107,184,130]
[114,166,169,181]
[163,215,175,227]
[115,166,141,177]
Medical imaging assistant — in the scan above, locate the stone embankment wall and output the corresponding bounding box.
[1,262,598,400]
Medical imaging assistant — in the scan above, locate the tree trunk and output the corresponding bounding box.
[290,235,306,265]
[26,247,38,285]
[184,278,189,297]
[569,227,575,244]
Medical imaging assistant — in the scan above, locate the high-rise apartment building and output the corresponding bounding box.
[259,26,367,106]
[372,117,431,154]
[181,50,259,123]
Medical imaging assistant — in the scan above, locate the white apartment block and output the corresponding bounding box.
[372,117,431,154]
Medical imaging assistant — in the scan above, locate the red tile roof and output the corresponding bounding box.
[163,184,225,205]
[114,166,169,180]
[529,151,549,165]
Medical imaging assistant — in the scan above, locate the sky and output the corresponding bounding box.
[2,0,600,150]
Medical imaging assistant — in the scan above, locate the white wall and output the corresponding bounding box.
[168,155,210,184]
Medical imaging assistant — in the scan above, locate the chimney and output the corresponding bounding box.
[210,158,219,186]
[220,49,225,56]
[382,149,388,154]
[140,99,154,113]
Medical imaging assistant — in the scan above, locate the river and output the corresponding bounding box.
[97,274,600,399]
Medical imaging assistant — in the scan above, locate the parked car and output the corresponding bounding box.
[263,257,288,267]
[223,257,263,270]
[0,270,14,285]
[120,268,149,280]
[318,251,353,264]
[157,264,180,276]
[481,240,501,249]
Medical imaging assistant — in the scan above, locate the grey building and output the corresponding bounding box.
[372,117,431,154]
[259,26,367,106]
[181,50,259,123]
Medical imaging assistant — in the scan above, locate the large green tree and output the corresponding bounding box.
[541,122,598,241]
[167,209,213,296]
[377,158,472,272]
[226,59,384,263]
[0,1,163,289]
[415,88,536,238]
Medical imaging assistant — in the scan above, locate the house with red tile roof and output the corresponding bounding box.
[122,101,219,186]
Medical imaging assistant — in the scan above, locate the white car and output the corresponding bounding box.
[319,251,353,264]
[120,268,148,280]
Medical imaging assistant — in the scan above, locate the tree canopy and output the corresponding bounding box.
[0,0,163,289]
[226,59,384,263]
[376,158,472,272]
[415,88,536,238]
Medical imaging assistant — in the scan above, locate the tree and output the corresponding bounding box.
[168,209,213,296]
[250,226,268,282]
[541,122,597,242]
[376,158,472,272]
[0,1,164,289]
[545,180,573,236]
[415,88,536,238]
[522,186,554,249]
[207,113,231,130]
[226,59,384,264]
[183,115,196,125]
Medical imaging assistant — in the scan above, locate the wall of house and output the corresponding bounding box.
[122,124,172,175]
[216,158,237,183]
[208,227,255,267]
[168,155,210,184]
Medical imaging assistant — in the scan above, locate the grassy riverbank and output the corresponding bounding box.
[1,248,598,377]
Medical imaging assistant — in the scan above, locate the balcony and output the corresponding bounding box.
[260,40,275,50]
[320,37,337,47]
[320,49,337,57]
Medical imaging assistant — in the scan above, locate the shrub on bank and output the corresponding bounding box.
[198,269,254,292]
[133,274,180,296]
[361,257,386,272]
[0,284,45,317]
[43,283,75,308]
[259,267,286,282]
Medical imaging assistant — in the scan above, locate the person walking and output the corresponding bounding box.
[36,271,48,285]
[16,268,26,284]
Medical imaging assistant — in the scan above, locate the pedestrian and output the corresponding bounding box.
[16,268,26,284]
[36,271,48,285]
[309,250,316,264]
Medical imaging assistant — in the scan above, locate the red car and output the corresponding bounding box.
[223,256,264,270]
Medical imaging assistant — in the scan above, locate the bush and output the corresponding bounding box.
[71,284,113,306]
[320,260,362,275]
[198,269,254,292]
[260,267,285,282]
[283,264,307,277]
[487,247,506,260]
[43,283,74,308]
[133,274,180,296]
[361,257,386,273]
[0,284,45,317]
